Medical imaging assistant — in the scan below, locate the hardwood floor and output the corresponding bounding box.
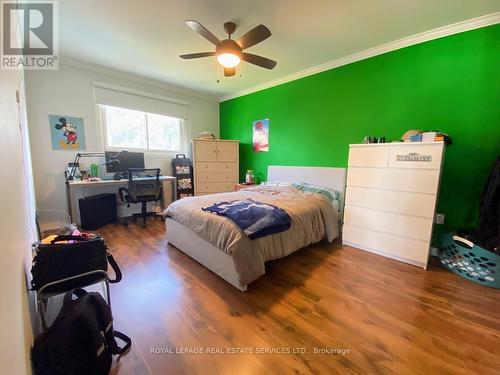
[103,218,500,375]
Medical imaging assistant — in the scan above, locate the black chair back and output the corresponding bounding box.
[127,168,161,200]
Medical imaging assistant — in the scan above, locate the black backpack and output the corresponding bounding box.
[32,288,131,375]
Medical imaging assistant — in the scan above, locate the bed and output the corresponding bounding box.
[164,166,346,291]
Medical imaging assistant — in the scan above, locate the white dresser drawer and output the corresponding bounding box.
[196,182,234,194]
[197,171,237,183]
[348,146,390,168]
[389,144,444,170]
[196,162,238,172]
[343,224,430,266]
[343,206,433,241]
[347,167,440,194]
[345,186,436,218]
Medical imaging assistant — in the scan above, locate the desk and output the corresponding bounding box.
[66,176,176,224]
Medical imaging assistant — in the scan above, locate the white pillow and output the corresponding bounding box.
[261,181,292,187]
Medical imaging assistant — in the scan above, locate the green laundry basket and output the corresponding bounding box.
[439,233,499,288]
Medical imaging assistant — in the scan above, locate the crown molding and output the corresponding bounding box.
[219,12,500,102]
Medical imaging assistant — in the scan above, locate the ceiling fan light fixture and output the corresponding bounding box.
[180,20,277,74]
[215,39,242,68]
[217,53,240,68]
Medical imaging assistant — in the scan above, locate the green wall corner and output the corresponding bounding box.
[220,24,500,232]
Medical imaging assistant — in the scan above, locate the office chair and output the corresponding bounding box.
[118,168,161,228]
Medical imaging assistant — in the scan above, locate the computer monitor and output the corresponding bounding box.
[105,151,145,174]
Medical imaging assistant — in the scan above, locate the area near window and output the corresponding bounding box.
[93,82,189,153]
[100,105,183,152]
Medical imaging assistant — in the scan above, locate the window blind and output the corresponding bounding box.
[93,83,188,120]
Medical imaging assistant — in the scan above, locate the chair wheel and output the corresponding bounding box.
[132,218,137,223]
[123,222,129,227]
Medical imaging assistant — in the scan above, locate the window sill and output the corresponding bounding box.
[104,148,184,158]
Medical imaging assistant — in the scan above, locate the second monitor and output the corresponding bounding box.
[105,151,145,177]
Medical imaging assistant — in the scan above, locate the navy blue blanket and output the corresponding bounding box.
[202,199,291,239]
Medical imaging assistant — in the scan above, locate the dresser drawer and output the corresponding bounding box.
[197,171,238,183]
[342,224,430,266]
[347,167,440,194]
[343,206,433,241]
[196,182,234,194]
[345,186,436,218]
[193,140,217,162]
[196,162,238,172]
[348,146,390,168]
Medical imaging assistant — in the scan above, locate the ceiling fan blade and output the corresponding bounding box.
[185,20,220,45]
[236,24,271,49]
[242,53,277,69]
[180,52,215,59]
[224,67,236,77]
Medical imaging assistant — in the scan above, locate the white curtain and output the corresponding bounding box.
[93,83,188,119]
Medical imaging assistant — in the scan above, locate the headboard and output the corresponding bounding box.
[267,165,346,217]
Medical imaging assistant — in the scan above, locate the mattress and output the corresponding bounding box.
[164,185,339,286]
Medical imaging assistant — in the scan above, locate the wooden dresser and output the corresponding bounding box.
[342,142,445,269]
[192,139,239,195]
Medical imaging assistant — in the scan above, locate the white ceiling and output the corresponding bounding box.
[59,0,499,98]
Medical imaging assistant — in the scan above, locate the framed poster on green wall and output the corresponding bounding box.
[253,118,269,152]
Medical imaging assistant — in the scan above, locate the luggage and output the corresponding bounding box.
[171,153,194,198]
[31,234,122,293]
[32,288,131,375]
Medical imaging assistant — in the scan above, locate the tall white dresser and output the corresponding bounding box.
[192,139,239,195]
[342,142,445,268]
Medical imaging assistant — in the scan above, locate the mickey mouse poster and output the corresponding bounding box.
[49,115,86,150]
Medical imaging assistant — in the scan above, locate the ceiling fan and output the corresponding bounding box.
[180,20,277,77]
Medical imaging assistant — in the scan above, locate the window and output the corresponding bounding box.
[101,105,183,152]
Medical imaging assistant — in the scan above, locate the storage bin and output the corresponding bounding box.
[439,233,499,288]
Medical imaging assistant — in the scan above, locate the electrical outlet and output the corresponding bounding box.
[435,213,445,225]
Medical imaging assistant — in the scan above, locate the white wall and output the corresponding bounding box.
[0,67,37,374]
[25,61,219,219]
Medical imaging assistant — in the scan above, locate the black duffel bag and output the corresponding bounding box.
[32,288,131,375]
[31,235,122,293]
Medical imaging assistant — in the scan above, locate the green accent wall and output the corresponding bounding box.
[220,25,500,232]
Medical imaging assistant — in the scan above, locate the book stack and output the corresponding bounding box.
[421,131,436,142]
[198,131,215,140]
[435,134,445,142]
